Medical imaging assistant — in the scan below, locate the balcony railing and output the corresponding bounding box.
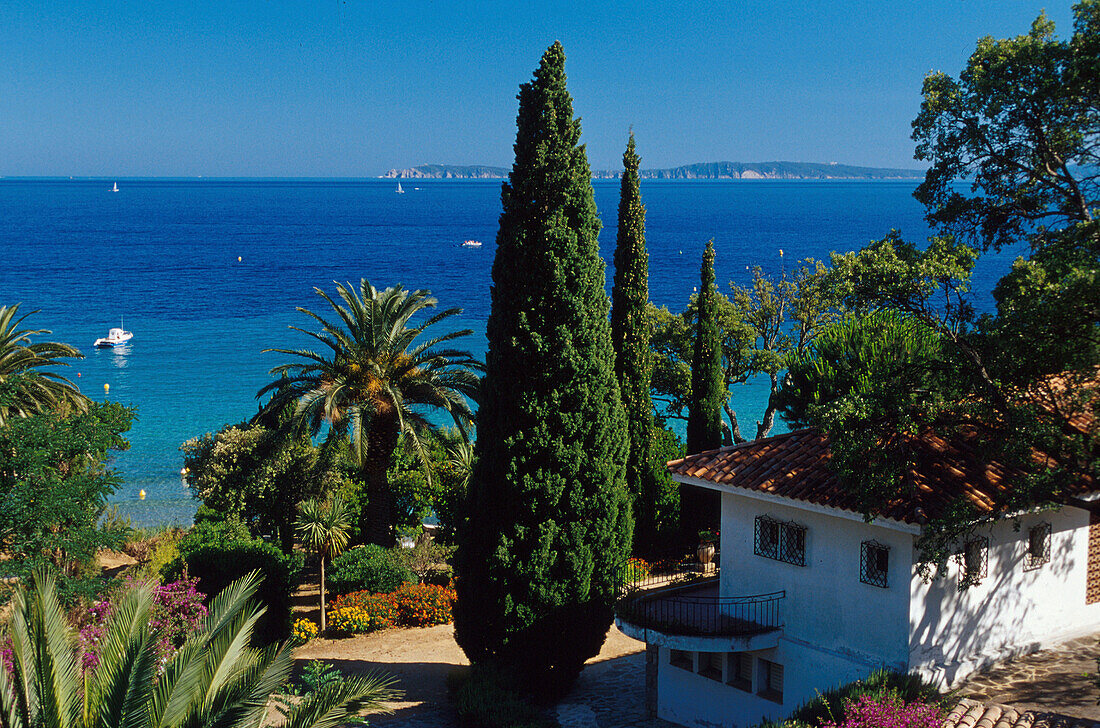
[615,549,785,637]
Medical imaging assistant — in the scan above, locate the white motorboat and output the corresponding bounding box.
[461,239,483,248]
[94,320,133,348]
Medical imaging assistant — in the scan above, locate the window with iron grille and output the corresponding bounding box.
[860,541,890,588]
[727,653,752,692]
[755,516,806,566]
[1024,522,1051,571]
[957,536,989,586]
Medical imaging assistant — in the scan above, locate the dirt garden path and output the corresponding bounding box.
[289,565,673,727]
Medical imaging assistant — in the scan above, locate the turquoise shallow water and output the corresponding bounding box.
[0,178,1015,526]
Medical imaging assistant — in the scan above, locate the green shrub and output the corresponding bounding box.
[162,528,303,643]
[327,545,414,597]
[786,669,942,724]
[448,664,557,728]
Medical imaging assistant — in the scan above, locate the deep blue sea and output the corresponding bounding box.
[0,179,1020,526]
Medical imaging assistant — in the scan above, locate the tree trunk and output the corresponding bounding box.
[361,415,400,547]
[319,557,326,633]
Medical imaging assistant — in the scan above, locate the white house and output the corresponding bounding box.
[615,428,1100,728]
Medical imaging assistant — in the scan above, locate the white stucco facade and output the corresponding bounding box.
[624,481,1100,728]
[910,506,1100,686]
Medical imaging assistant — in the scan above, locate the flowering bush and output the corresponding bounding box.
[391,582,456,626]
[327,592,398,635]
[326,583,456,634]
[291,618,319,643]
[821,694,944,728]
[78,577,207,672]
[698,529,720,544]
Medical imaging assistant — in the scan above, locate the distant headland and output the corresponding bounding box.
[381,161,924,180]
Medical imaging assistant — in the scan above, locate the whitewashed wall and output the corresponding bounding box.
[719,492,912,670]
[910,505,1100,686]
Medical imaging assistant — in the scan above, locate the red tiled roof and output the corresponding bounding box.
[667,428,1097,525]
[944,698,1099,728]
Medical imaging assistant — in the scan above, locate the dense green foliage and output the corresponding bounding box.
[650,260,834,444]
[611,133,659,552]
[260,280,479,546]
[454,42,631,700]
[0,304,88,426]
[326,544,414,597]
[778,2,1100,574]
[0,570,399,728]
[162,520,304,642]
[0,399,134,599]
[686,241,725,454]
[181,414,329,552]
[682,241,724,541]
[448,665,557,728]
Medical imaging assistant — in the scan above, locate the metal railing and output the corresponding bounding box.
[615,549,785,637]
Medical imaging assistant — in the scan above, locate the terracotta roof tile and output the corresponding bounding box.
[667,428,1098,525]
[943,699,1099,728]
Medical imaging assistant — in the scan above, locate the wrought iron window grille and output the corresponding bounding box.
[860,540,890,588]
[754,515,806,566]
[956,536,989,586]
[1024,522,1051,571]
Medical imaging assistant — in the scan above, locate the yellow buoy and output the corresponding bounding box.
[237,256,242,262]
[103,383,109,395]
[138,489,146,500]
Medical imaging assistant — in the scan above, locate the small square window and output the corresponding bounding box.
[860,541,890,588]
[698,652,722,681]
[727,653,752,692]
[755,516,806,566]
[758,659,783,703]
[756,518,779,559]
[669,649,692,671]
[957,536,989,586]
[1024,523,1051,571]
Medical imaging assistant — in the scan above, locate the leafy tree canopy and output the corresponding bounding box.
[0,396,134,598]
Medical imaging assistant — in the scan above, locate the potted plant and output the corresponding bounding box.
[697,529,719,571]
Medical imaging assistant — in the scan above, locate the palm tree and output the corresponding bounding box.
[0,569,399,728]
[259,280,480,546]
[296,496,352,633]
[0,304,87,426]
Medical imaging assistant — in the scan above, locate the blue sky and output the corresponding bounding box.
[0,1,1076,177]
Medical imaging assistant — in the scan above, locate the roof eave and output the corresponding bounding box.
[671,473,923,535]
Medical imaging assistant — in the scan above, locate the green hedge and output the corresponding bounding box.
[327,545,414,597]
[163,521,302,643]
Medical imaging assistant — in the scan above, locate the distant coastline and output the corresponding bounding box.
[381,161,925,180]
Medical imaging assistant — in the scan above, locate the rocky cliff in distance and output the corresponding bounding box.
[382,161,923,180]
[382,164,509,179]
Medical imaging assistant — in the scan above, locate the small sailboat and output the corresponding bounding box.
[94,317,133,348]
[396,182,405,194]
[111,182,119,192]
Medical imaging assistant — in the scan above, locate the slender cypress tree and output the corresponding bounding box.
[454,42,631,700]
[683,240,724,537]
[610,133,656,552]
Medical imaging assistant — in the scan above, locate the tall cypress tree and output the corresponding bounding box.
[454,42,630,700]
[610,133,656,552]
[683,240,724,536]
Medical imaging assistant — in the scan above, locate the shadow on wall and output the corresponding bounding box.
[910,514,1082,686]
